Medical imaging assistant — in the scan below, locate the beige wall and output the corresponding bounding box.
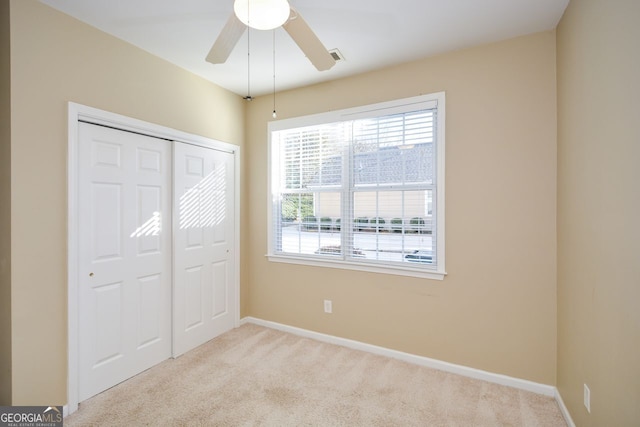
[247,31,558,384]
[557,0,640,425]
[0,0,12,406]
[8,0,245,404]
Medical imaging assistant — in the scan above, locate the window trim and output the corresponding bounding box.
[267,93,446,280]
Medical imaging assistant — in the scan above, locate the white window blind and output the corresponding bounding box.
[273,122,346,255]
[269,93,445,280]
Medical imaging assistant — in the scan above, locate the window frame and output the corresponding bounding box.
[267,93,446,280]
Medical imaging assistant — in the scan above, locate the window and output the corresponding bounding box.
[268,93,445,280]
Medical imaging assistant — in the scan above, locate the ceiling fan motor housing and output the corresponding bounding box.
[233,0,291,30]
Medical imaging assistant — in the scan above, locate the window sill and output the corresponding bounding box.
[266,254,446,281]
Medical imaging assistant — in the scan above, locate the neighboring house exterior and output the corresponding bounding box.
[310,143,434,230]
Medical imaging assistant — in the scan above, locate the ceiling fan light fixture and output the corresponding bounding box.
[234,0,290,31]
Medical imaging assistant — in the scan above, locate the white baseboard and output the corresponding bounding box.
[555,389,576,427]
[241,316,556,397]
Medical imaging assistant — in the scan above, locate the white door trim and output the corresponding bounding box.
[67,102,241,415]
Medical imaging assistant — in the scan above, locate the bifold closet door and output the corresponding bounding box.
[173,142,236,356]
[78,122,172,402]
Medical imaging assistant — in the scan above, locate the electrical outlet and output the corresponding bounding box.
[584,384,591,413]
[324,299,332,314]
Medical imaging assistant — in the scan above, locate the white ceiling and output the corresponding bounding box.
[39,0,569,97]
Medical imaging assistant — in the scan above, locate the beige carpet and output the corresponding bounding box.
[65,323,566,426]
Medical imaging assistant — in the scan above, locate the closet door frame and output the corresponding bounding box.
[66,102,241,415]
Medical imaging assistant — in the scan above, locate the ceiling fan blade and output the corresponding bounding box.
[206,12,246,64]
[283,8,336,71]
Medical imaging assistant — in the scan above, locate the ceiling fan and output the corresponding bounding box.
[206,0,336,71]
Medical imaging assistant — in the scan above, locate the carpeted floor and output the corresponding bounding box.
[65,323,567,426]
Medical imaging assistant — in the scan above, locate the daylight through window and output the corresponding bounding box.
[268,93,445,279]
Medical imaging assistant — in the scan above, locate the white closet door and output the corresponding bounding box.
[78,123,172,401]
[173,142,236,356]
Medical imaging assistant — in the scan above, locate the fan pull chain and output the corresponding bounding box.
[244,0,252,101]
[272,29,277,118]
